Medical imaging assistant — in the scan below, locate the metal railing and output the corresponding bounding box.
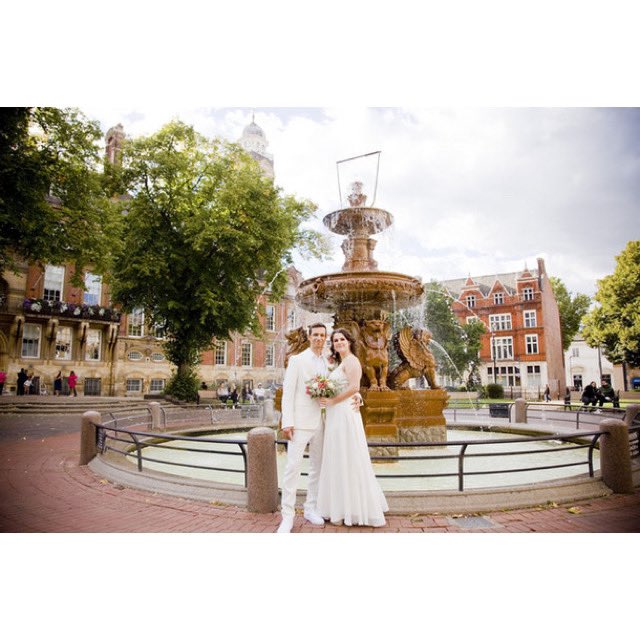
[94,404,267,487]
[98,424,250,485]
[445,400,636,431]
[91,403,639,493]
[365,431,605,492]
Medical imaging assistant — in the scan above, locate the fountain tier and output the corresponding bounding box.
[296,270,424,318]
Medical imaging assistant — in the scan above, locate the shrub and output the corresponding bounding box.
[485,383,504,399]
[164,369,199,402]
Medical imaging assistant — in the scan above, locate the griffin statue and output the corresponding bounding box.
[388,326,440,390]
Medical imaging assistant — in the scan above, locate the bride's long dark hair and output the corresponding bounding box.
[329,328,357,363]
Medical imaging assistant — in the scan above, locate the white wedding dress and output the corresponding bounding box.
[316,364,388,527]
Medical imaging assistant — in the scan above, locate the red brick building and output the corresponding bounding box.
[441,258,566,398]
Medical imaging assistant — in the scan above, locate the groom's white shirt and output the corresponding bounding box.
[281,347,328,431]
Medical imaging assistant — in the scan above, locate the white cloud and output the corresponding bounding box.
[79,106,639,297]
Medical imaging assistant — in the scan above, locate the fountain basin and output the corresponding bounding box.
[296,270,424,315]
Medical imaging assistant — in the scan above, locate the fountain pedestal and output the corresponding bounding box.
[360,388,448,443]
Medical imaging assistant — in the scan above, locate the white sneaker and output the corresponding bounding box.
[304,510,325,526]
[277,515,294,533]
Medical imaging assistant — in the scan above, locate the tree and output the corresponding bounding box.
[110,121,326,399]
[0,107,121,280]
[423,281,485,386]
[549,276,592,351]
[582,240,640,368]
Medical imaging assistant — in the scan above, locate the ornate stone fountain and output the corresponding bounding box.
[294,181,449,446]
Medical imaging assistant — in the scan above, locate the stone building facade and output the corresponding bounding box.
[0,116,309,397]
[440,257,566,398]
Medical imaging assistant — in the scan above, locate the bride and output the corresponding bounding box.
[316,328,388,527]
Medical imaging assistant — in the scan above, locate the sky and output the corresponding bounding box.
[5,3,640,301]
[79,106,639,297]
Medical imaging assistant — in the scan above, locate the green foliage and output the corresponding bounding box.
[164,368,200,402]
[0,107,122,280]
[110,120,326,373]
[582,240,640,366]
[483,383,504,399]
[423,281,485,384]
[549,276,592,351]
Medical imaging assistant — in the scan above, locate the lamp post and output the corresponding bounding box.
[597,343,603,381]
[491,332,497,383]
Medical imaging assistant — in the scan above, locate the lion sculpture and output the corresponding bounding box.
[284,326,310,367]
[388,326,440,390]
[360,319,392,391]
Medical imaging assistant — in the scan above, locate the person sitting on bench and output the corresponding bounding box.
[580,381,598,409]
[597,379,616,407]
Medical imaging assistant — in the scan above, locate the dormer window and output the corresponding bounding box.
[493,292,505,305]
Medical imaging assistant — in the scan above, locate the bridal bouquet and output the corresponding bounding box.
[305,374,339,419]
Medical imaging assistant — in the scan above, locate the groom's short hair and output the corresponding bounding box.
[308,323,327,336]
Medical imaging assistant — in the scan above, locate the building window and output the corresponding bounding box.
[491,336,513,360]
[215,341,227,365]
[83,272,102,305]
[43,265,64,302]
[493,292,505,305]
[150,379,165,393]
[601,374,612,385]
[489,314,512,331]
[85,329,101,361]
[241,343,252,367]
[55,326,72,360]
[527,365,541,388]
[265,343,275,367]
[525,334,539,354]
[126,379,143,393]
[524,310,537,328]
[466,295,476,308]
[523,287,534,301]
[488,365,521,387]
[22,323,41,358]
[287,309,297,330]
[571,347,580,357]
[573,374,583,391]
[84,378,101,396]
[151,352,165,362]
[128,351,143,361]
[128,308,144,337]
[266,305,276,332]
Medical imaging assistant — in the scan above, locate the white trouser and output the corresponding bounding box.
[280,426,324,519]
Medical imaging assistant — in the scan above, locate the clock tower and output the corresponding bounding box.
[238,114,274,179]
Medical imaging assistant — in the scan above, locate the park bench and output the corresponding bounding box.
[240,404,263,419]
[197,390,220,405]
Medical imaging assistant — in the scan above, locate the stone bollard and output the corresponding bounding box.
[514,398,527,423]
[599,418,633,494]
[623,404,640,427]
[80,410,102,466]
[148,401,162,431]
[247,427,279,513]
[262,398,275,423]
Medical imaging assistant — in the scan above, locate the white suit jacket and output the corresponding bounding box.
[281,348,328,431]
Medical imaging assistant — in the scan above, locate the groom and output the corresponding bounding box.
[277,322,330,533]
